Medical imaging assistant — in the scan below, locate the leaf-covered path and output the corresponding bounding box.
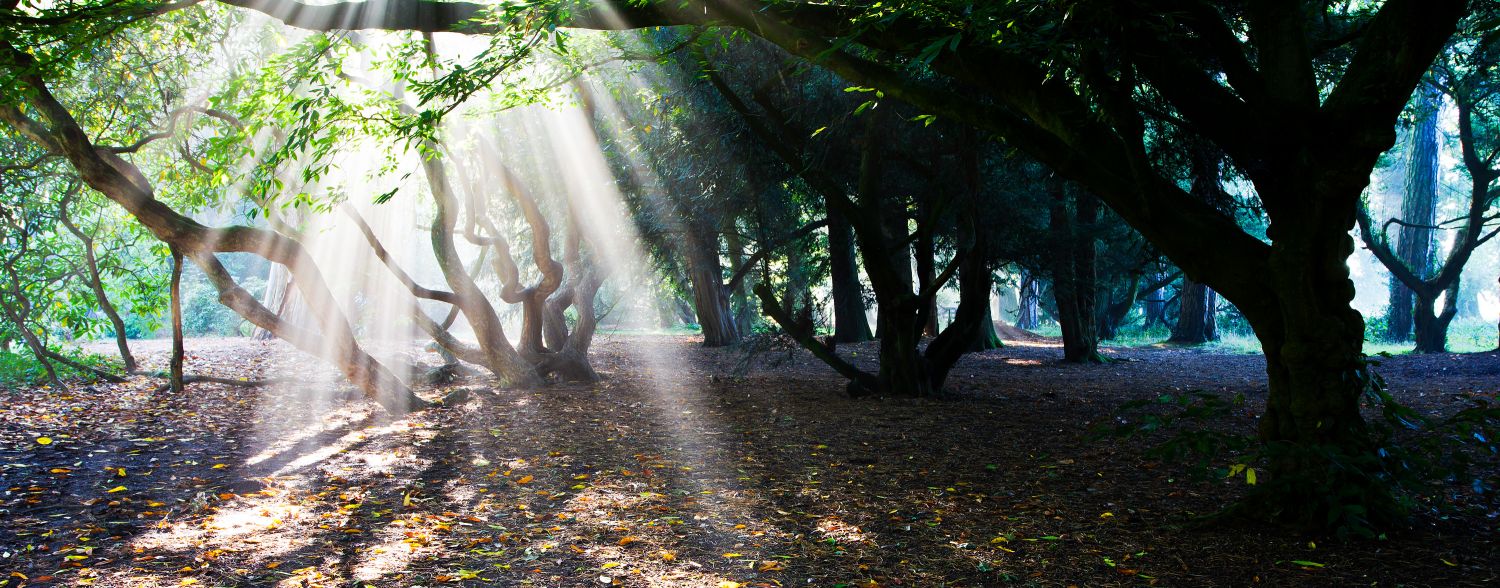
[1,336,1496,587]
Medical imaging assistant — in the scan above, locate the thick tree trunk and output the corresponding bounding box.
[1049,184,1104,363]
[1412,281,1457,353]
[1251,171,1400,526]
[168,248,185,393]
[1387,84,1441,342]
[1016,271,1040,330]
[828,206,872,343]
[1170,279,1218,344]
[683,227,739,347]
[874,304,932,396]
[969,274,1002,352]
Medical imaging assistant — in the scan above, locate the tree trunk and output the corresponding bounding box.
[874,304,932,396]
[1387,84,1441,342]
[1144,280,1167,328]
[1412,280,1458,353]
[1170,279,1217,344]
[684,227,739,347]
[1016,271,1040,330]
[169,248,185,393]
[969,272,1002,352]
[1252,172,1399,527]
[0,287,63,389]
[1049,184,1104,363]
[1100,275,1141,341]
[915,207,938,337]
[828,206,872,343]
[58,203,137,372]
[723,227,759,333]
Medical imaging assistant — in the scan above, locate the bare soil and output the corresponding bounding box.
[1,335,1496,587]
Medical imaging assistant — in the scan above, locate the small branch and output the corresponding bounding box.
[724,218,828,292]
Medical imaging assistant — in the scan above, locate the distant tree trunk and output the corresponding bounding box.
[168,248,185,393]
[1143,278,1168,328]
[968,271,1002,351]
[253,264,288,341]
[1049,183,1104,363]
[1016,270,1040,330]
[1100,275,1141,341]
[1388,84,1441,342]
[1171,279,1218,343]
[684,226,739,347]
[915,198,938,337]
[723,227,758,335]
[828,206,872,343]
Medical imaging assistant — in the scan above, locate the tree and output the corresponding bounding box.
[1358,27,1500,353]
[1385,82,1442,342]
[8,0,1478,526]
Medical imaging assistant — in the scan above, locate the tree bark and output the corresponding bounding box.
[1016,270,1040,330]
[1049,183,1104,363]
[683,225,739,347]
[168,247,184,393]
[827,205,872,343]
[1170,279,1218,344]
[1386,83,1441,342]
[968,270,1002,352]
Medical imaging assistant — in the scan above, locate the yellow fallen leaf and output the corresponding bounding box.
[758,560,786,572]
[105,486,127,493]
[658,551,676,561]
[617,536,639,547]
[516,475,533,484]
[212,464,228,469]
[180,580,197,586]
[718,582,741,588]
[722,553,743,558]
[35,437,52,445]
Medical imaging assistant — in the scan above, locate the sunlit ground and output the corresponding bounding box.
[3,335,1496,587]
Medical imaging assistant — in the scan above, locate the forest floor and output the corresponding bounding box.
[1,334,1497,587]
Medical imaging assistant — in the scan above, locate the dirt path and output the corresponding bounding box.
[1,336,1496,587]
